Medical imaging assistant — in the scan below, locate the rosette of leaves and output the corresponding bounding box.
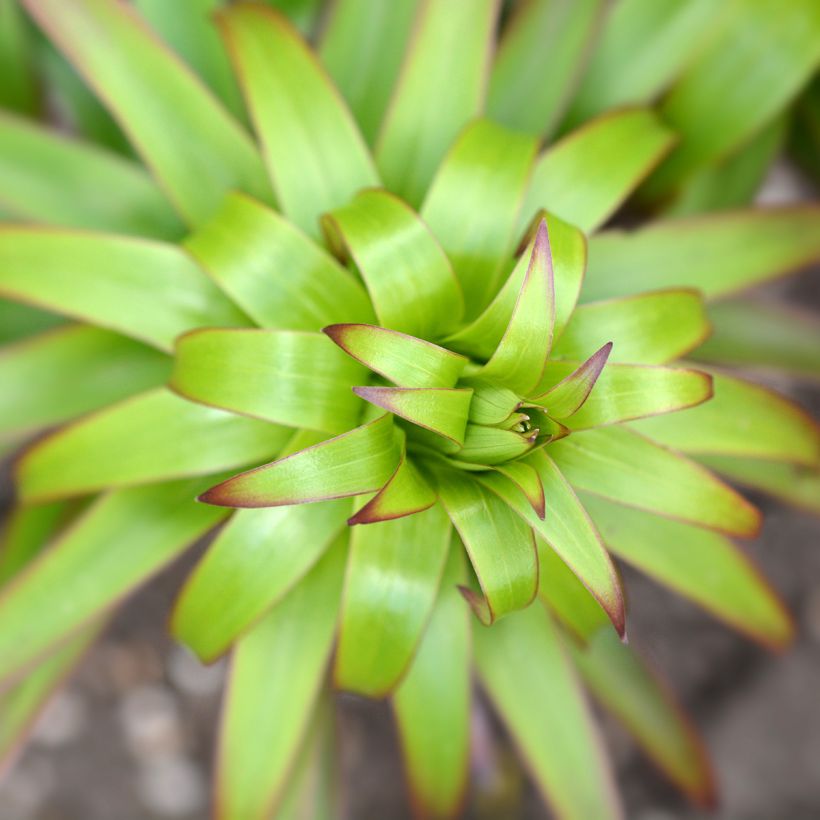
[0,2,818,818]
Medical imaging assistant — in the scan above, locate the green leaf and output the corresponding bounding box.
[393,544,470,818]
[219,2,377,239]
[550,426,762,537]
[200,414,400,508]
[0,229,250,352]
[420,119,539,317]
[335,504,450,696]
[434,468,537,625]
[479,221,554,394]
[17,389,289,503]
[694,299,820,382]
[474,603,620,820]
[488,0,603,137]
[642,0,820,198]
[456,424,537,466]
[262,0,323,34]
[0,111,183,238]
[172,329,366,434]
[493,461,545,520]
[323,324,467,388]
[446,213,586,359]
[532,343,612,417]
[375,0,498,206]
[0,478,228,685]
[185,193,375,332]
[23,0,272,226]
[0,325,170,441]
[633,373,820,466]
[353,386,472,446]
[0,300,63,345]
[216,535,346,820]
[569,628,716,807]
[518,109,676,233]
[480,451,624,636]
[582,493,794,648]
[0,502,73,586]
[465,380,521,425]
[0,0,37,114]
[536,362,713,429]
[584,208,820,301]
[556,289,709,364]
[319,0,418,143]
[323,189,464,338]
[172,499,349,662]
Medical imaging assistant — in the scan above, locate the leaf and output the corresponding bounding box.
[0,0,37,114]
[216,535,346,820]
[0,325,170,441]
[263,0,323,35]
[445,213,586,359]
[185,193,375,331]
[323,189,464,338]
[200,414,401,508]
[535,362,713,428]
[219,2,377,238]
[556,289,710,364]
[456,424,537,466]
[550,426,761,537]
[479,221,554,394]
[353,386,473,446]
[335,504,451,696]
[694,299,820,382]
[172,329,366,434]
[0,229,250,352]
[0,300,63,345]
[17,389,290,503]
[584,208,820,301]
[323,324,467,388]
[319,0,418,143]
[375,0,498,206]
[569,628,716,807]
[474,603,621,820]
[420,119,539,316]
[581,493,794,648]
[172,499,349,662]
[434,468,538,625]
[488,0,604,137]
[0,502,73,585]
[0,478,228,685]
[642,0,820,199]
[518,109,676,233]
[0,111,183,238]
[393,544,471,818]
[465,380,521,425]
[480,451,624,636]
[493,461,545,520]
[632,373,820,466]
[533,343,612,416]
[23,0,272,226]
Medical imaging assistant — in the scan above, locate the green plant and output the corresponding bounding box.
[0,1,819,818]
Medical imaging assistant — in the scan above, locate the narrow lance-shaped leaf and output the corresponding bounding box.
[533,342,612,417]
[0,0,37,114]
[219,2,378,238]
[493,461,546,520]
[23,0,272,225]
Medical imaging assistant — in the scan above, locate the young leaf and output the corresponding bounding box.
[323,190,464,339]
[172,499,349,662]
[23,0,272,225]
[474,603,621,820]
[533,343,612,416]
[0,229,250,352]
[493,461,546,520]
[17,389,290,503]
[219,3,378,238]
[375,0,499,206]
[216,535,346,820]
[335,504,451,696]
[200,414,401,508]
[550,427,762,537]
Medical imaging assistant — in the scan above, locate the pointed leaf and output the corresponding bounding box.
[456,424,537,466]
[216,535,346,820]
[323,189,464,338]
[324,324,466,388]
[375,0,498,206]
[335,504,451,696]
[0,502,73,586]
[493,461,546,520]
[465,380,521,425]
[474,603,621,820]
[185,193,374,331]
[533,343,612,416]
[0,0,37,114]
[0,229,250,352]
[200,414,401,508]
[173,500,349,662]
[219,3,377,238]
[23,0,272,226]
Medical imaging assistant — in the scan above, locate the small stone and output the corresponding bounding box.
[136,754,206,817]
[118,684,184,759]
[31,689,87,748]
[167,645,226,697]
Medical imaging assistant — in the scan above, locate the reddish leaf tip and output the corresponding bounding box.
[457,585,493,625]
